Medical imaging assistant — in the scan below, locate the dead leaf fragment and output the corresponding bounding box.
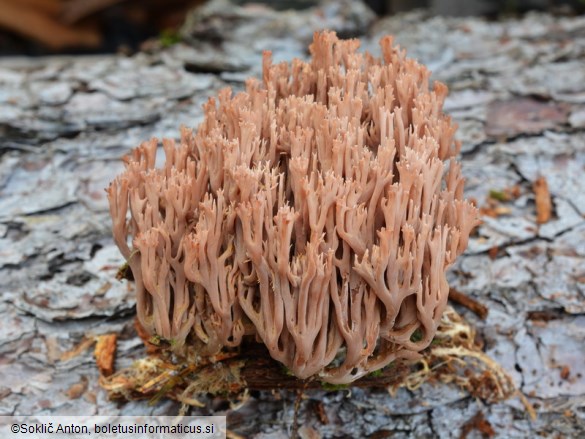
[65,376,88,399]
[298,425,322,439]
[134,318,161,354]
[480,204,511,218]
[533,176,552,224]
[460,411,495,439]
[85,391,97,405]
[44,336,62,364]
[489,185,521,202]
[488,246,499,260]
[480,185,521,220]
[95,334,117,377]
[60,337,95,362]
[312,400,329,425]
[560,365,571,381]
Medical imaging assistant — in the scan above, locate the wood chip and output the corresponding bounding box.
[533,176,552,224]
[95,334,117,377]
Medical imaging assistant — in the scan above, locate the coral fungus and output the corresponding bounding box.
[107,31,479,383]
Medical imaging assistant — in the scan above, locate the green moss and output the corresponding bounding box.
[410,328,423,343]
[149,335,161,346]
[431,337,443,346]
[368,362,394,378]
[489,189,509,202]
[116,250,138,281]
[160,29,181,47]
[281,366,295,377]
[320,382,349,391]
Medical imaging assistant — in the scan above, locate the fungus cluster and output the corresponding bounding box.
[107,31,479,384]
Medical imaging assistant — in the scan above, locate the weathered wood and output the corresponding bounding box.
[2,1,585,437]
[237,344,412,391]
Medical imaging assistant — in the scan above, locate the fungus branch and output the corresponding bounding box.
[107,31,479,383]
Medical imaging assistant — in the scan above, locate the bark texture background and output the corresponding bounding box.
[1,1,584,437]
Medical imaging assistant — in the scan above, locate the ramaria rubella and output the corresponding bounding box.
[107,31,479,384]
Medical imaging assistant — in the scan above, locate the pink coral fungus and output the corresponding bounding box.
[107,31,479,384]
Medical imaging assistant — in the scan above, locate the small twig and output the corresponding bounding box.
[449,288,489,320]
[291,389,303,439]
[515,390,537,421]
